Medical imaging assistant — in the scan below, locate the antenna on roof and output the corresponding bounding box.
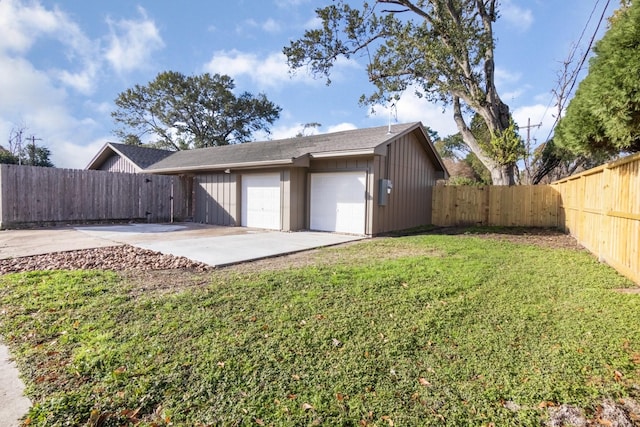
[387,102,397,134]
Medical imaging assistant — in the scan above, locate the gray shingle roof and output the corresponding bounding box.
[86,143,174,171]
[146,122,427,173]
[108,143,173,169]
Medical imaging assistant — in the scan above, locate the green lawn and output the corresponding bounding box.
[1,233,639,426]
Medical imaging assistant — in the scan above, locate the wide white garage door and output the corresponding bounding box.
[310,171,366,235]
[241,173,281,230]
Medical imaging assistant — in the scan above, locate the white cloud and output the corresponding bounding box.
[500,0,534,32]
[327,123,358,133]
[512,103,556,146]
[204,50,317,87]
[495,67,522,87]
[368,90,458,137]
[304,16,323,29]
[260,121,357,140]
[0,1,116,169]
[204,49,360,89]
[0,0,100,94]
[275,0,311,7]
[0,0,64,53]
[262,18,282,33]
[105,7,164,74]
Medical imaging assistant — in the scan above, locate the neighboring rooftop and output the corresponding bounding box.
[86,142,173,171]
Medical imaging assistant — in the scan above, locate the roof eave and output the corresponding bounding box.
[309,149,377,159]
[145,158,297,174]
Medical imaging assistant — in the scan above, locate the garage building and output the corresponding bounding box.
[90,122,448,236]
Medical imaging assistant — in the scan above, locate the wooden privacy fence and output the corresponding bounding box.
[551,152,640,285]
[432,185,560,227]
[0,164,189,229]
[431,152,639,284]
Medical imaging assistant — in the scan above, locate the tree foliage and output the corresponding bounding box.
[2,127,54,167]
[284,0,523,184]
[555,1,640,156]
[435,119,492,185]
[0,147,18,164]
[21,144,54,167]
[112,71,282,150]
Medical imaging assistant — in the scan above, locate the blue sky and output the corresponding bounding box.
[0,0,618,168]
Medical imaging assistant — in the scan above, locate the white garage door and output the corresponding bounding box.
[310,171,366,235]
[241,173,281,230]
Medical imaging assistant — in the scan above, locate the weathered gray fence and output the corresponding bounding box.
[0,164,189,229]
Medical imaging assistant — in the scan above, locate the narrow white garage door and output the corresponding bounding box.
[241,173,281,230]
[310,171,366,235]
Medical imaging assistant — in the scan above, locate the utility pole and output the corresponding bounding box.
[25,135,42,166]
[521,118,542,184]
[523,118,542,148]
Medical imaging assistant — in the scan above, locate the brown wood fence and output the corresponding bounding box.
[551,152,640,285]
[0,164,189,229]
[431,185,560,227]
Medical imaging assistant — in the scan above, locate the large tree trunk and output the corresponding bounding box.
[452,97,516,185]
[490,164,516,185]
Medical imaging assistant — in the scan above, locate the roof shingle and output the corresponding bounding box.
[146,122,422,172]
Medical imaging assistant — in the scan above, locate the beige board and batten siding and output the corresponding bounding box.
[97,154,138,174]
[373,132,439,234]
[282,167,306,232]
[194,173,238,226]
[308,156,374,234]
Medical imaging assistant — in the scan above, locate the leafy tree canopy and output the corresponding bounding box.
[21,144,54,167]
[112,71,282,150]
[0,147,18,164]
[555,1,640,156]
[284,0,523,185]
[2,128,54,167]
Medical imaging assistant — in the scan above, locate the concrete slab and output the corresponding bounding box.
[130,231,363,266]
[0,227,121,260]
[74,224,363,267]
[0,344,31,427]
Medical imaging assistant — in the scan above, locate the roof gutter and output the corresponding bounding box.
[309,149,376,158]
[145,158,296,174]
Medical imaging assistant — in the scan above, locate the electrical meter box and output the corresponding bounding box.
[378,179,393,206]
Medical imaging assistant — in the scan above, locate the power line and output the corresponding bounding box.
[533,0,612,143]
[533,0,602,137]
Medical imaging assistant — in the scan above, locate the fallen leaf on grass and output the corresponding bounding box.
[302,402,314,411]
[381,415,394,426]
[255,419,265,426]
[418,377,431,386]
[614,370,624,382]
[113,366,126,375]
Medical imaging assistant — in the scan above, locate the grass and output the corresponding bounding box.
[0,234,639,426]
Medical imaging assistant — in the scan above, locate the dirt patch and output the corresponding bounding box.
[426,226,585,251]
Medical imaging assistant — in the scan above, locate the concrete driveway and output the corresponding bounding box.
[0,223,363,267]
